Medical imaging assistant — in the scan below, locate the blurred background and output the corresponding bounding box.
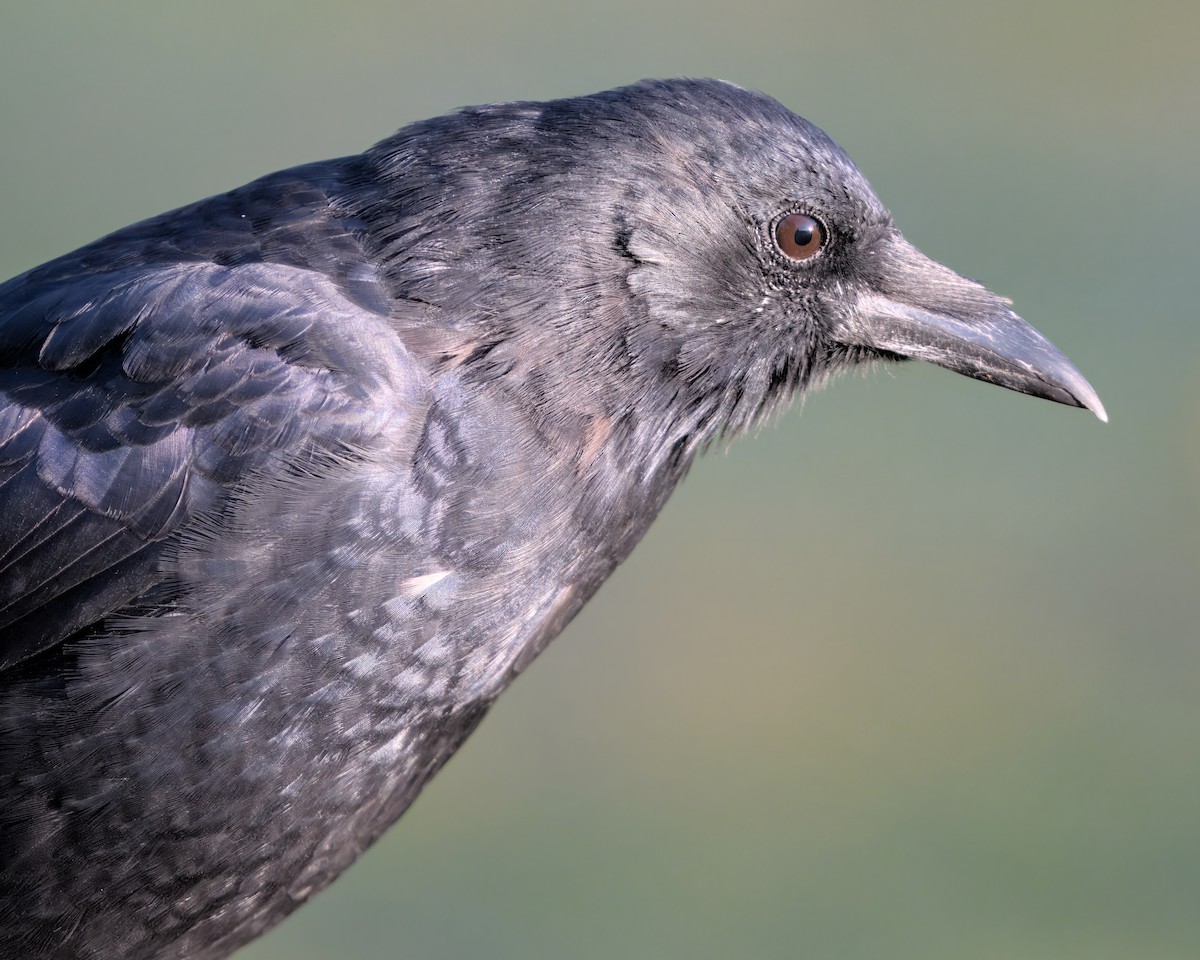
[1,2,1196,957]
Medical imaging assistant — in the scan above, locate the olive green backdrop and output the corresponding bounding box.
[1,2,1195,957]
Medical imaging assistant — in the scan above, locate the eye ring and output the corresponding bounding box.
[773,211,826,262]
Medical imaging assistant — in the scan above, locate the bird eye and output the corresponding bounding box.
[774,213,825,261]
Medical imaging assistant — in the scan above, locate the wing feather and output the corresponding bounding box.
[0,202,427,670]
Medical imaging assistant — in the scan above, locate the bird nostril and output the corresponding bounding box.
[775,212,825,261]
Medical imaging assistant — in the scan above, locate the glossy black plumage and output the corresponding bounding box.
[0,79,1103,959]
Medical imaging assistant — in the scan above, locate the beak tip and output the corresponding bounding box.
[1068,377,1107,424]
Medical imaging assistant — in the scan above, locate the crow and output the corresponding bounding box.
[0,79,1105,959]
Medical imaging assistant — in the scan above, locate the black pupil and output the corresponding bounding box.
[793,224,814,247]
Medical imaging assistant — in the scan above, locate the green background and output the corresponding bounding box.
[1,2,1196,957]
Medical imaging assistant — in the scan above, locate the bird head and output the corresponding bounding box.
[588,79,1105,431]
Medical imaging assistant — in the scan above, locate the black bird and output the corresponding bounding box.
[0,79,1104,959]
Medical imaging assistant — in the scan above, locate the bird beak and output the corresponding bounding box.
[831,233,1107,421]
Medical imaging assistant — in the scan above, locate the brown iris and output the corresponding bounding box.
[774,213,824,261]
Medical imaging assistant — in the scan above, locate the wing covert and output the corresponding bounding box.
[0,257,425,671]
